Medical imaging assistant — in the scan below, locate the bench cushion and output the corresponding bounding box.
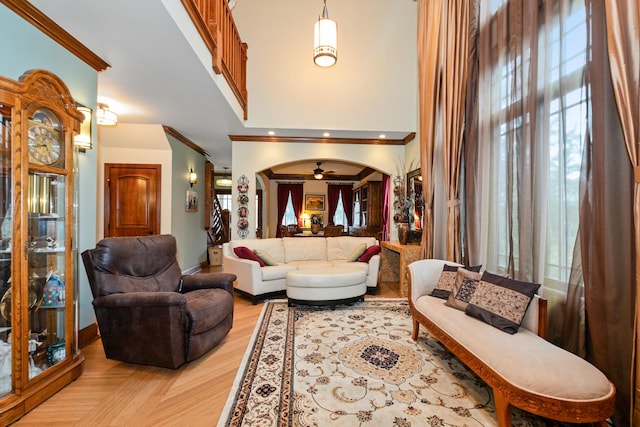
[415,294,614,401]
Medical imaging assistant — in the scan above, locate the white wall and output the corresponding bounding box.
[233,0,418,135]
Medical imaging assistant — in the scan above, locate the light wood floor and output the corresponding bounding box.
[13,271,400,427]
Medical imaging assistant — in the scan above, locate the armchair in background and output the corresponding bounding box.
[81,234,236,369]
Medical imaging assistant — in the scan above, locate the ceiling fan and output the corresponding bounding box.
[313,162,324,179]
[312,161,335,180]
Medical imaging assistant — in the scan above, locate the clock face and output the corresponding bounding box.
[28,109,63,166]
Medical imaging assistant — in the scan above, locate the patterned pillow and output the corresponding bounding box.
[463,271,541,334]
[445,268,482,311]
[431,264,482,299]
[233,246,265,267]
[254,249,278,266]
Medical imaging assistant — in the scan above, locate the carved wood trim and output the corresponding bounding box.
[407,273,615,425]
[1,0,110,72]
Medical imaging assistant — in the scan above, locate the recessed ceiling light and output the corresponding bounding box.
[379,134,387,139]
[268,130,275,136]
[323,132,331,137]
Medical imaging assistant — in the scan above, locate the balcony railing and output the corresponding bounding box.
[182,0,248,119]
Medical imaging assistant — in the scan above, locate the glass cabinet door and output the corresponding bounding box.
[26,107,68,379]
[27,173,67,377]
[0,106,12,396]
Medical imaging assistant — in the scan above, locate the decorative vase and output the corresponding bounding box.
[310,224,320,234]
[397,223,410,245]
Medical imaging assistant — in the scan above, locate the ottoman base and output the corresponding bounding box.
[286,267,367,308]
[288,294,364,309]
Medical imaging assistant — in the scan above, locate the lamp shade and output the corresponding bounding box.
[96,103,117,126]
[314,3,337,67]
[216,177,233,187]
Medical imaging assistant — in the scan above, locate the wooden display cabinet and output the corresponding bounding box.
[0,70,85,425]
[351,181,382,237]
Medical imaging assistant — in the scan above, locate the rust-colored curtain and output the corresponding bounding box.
[418,0,443,259]
[604,1,640,423]
[441,0,470,263]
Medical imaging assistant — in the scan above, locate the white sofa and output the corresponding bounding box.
[223,236,380,303]
[407,259,615,426]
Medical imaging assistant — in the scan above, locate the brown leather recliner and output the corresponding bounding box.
[81,234,236,369]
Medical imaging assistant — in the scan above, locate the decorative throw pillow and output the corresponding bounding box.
[358,245,381,263]
[431,264,482,299]
[254,249,278,266]
[463,271,541,334]
[445,268,483,311]
[347,243,367,262]
[233,246,265,267]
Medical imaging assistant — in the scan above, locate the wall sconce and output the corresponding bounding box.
[314,0,338,67]
[74,105,92,151]
[96,103,118,126]
[189,168,198,187]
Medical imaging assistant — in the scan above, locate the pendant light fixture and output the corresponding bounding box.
[216,167,233,187]
[96,103,118,126]
[314,0,337,67]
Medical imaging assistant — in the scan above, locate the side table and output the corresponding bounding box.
[379,241,422,297]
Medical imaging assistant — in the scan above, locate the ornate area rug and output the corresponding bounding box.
[218,299,568,426]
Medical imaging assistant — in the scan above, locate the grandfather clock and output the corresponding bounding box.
[0,69,84,424]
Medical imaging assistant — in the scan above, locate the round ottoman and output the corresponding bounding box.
[286,267,367,308]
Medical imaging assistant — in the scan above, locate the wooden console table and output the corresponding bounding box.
[379,241,423,297]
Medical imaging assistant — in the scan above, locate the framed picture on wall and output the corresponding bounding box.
[186,190,198,212]
[305,194,325,211]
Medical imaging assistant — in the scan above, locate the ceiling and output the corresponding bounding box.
[27,0,410,176]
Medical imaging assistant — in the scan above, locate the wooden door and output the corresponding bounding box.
[104,163,161,237]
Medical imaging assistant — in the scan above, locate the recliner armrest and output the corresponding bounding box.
[93,291,186,308]
[180,273,236,294]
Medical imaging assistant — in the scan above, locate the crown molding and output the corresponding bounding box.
[229,132,416,145]
[1,0,110,72]
[163,126,209,157]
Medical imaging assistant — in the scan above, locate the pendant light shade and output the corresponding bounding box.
[314,0,337,67]
[96,103,118,126]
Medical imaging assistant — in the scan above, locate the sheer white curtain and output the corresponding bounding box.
[472,0,588,290]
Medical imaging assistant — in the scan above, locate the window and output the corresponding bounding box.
[333,192,348,226]
[353,192,361,227]
[218,194,232,211]
[281,192,297,225]
[481,0,588,286]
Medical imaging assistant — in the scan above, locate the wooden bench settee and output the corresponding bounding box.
[407,259,616,426]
